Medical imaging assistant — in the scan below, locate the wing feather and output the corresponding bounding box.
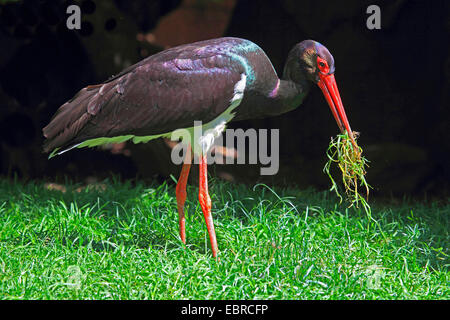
[42,39,246,154]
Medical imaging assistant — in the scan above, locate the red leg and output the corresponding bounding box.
[198,154,218,258]
[176,144,192,244]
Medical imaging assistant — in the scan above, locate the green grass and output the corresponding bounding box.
[0,178,448,299]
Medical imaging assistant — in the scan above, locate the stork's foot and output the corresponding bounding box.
[176,147,218,258]
[176,182,188,244]
[176,145,192,245]
[199,154,218,258]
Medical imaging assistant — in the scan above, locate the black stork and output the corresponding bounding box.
[43,37,355,258]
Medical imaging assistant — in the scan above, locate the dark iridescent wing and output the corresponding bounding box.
[43,38,246,154]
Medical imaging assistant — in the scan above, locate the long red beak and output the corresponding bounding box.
[317,73,357,147]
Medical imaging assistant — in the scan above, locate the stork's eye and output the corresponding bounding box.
[317,57,329,73]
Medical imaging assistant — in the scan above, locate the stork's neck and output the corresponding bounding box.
[267,74,310,116]
[233,48,312,121]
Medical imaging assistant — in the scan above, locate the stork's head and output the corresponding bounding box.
[284,40,356,145]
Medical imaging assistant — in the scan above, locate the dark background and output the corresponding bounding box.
[0,0,449,199]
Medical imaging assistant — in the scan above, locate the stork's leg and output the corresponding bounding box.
[198,154,218,258]
[176,144,192,244]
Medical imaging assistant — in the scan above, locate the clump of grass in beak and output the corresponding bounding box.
[323,131,371,213]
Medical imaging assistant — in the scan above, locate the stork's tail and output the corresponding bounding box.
[42,82,118,156]
[42,86,98,155]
